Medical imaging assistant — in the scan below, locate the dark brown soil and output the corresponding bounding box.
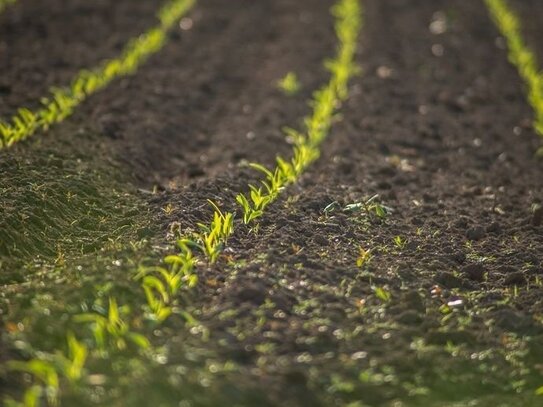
[1,0,543,405]
[0,0,159,115]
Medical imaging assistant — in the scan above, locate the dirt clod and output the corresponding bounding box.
[466,226,485,241]
[461,263,486,282]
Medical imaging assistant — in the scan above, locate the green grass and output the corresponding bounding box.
[0,0,196,149]
[484,0,543,156]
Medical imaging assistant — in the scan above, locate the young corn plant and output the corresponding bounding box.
[0,0,196,149]
[183,200,234,263]
[356,246,373,268]
[484,0,543,156]
[73,297,150,353]
[6,332,88,407]
[135,241,197,321]
[344,194,390,221]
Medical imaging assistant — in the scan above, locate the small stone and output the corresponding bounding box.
[466,226,485,241]
[313,235,328,246]
[448,251,466,264]
[236,283,267,305]
[461,264,485,282]
[485,222,502,234]
[436,272,462,288]
[396,310,422,325]
[504,271,526,286]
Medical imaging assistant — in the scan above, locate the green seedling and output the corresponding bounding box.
[134,242,197,321]
[484,0,543,155]
[356,247,373,268]
[393,235,407,250]
[74,297,150,352]
[7,360,59,407]
[373,286,391,303]
[6,332,88,407]
[0,0,196,149]
[277,72,301,96]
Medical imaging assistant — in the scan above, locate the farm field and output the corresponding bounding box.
[1,0,543,406]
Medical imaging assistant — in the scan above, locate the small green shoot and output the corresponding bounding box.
[373,286,391,303]
[184,200,234,262]
[356,247,372,268]
[277,72,301,96]
[6,332,88,407]
[74,297,150,351]
[344,194,390,220]
[393,236,407,250]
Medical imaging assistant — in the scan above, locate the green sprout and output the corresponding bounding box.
[0,0,196,149]
[74,297,150,352]
[356,246,373,268]
[6,332,88,407]
[373,286,392,303]
[277,72,301,96]
[393,235,407,250]
[183,200,234,263]
[344,194,390,220]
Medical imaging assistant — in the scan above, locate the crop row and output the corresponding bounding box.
[3,1,362,405]
[484,0,543,156]
[0,0,195,149]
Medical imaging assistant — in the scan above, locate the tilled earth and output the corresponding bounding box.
[1,0,543,406]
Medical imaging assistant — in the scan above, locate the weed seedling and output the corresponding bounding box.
[74,297,150,352]
[277,72,301,96]
[373,286,391,303]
